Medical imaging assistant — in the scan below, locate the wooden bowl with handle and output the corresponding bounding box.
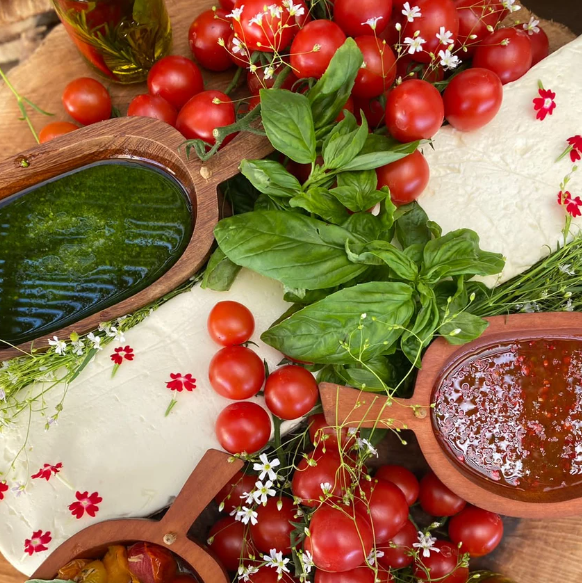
[32,449,242,583]
[320,312,582,519]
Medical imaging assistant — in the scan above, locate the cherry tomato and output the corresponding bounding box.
[208,301,255,346]
[419,472,466,516]
[376,150,430,205]
[209,345,265,400]
[336,96,355,122]
[148,56,204,111]
[354,96,385,128]
[473,28,532,84]
[176,90,236,146]
[414,540,469,583]
[352,36,397,99]
[219,0,236,9]
[527,26,549,65]
[375,465,420,505]
[247,65,297,95]
[215,402,271,454]
[290,20,346,79]
[315,565,393,582]
[126,543,177,583]
[127,94,177,127]
[333,0,393,37]
[448,506,504,557]
[454,0,499,54]
[250,496,296,554]
[248,568,297,583]
[188,8,233,72]
[386,79,444,142]
[62,77,111,125]
[247,95,261,112]
[305,504,374,572]
[396,55,444,83]
[356,479,409,544]
[443,68,502,131]
[227,33,251,68]
[39,121,79,143]
[208,516,253,571]
[378,519,417,570]
[308,413,356,449]
[214,471,257,513]
[402,0,459,64]
[264,365,318,420]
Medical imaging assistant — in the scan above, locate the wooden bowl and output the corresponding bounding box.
[320,312,582,518]
[32,449,242,583]
[0,116,272,361]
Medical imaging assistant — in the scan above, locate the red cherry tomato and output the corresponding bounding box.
[188,8,233,72]
[378,519,417,570]
[148,56,204,110]
[127,94,177,127]
[247,95,261,112]
[386,79,444,142]
[227,33,251,68]
[448,506,504,557]
[375,465,420,506]
[247,65,297,95]
[290,20,346,79]
[219,0,236,9]
[62,77,111,125]
[315,565,393,583]
[209,345,265,400]
[126,542,177,583]
[443,68,502,132]
[354,96,386,128]
[208,516,253,571]
[454,0,499,54]
[248,568,297,583]
[214,471,257,513]
[402,0,459,64]
[264,365,318,420]
[473,28,532,84]
[419,472,467,516]
[414,540,469,583]
[308,413,356,449]
[336,96,355,122]
[305,505,374,573]
[376,150,430,205]
[396,55,444,83]
[250,496,296,554]
[526,26,549,65]
[176,90,236,146]
[38,121,79,143]
[353,36,397,99]
[208,301,255,346]
[215,402,271,454]
[333,0,393,37]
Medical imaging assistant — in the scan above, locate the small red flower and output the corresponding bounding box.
[558,191,582,217]
[166,373,197,392]
[31,462,63,482]
[567,135,582,163]
[533,88,556,120]
[0,481,8,501]
[110,345,135,366]
[24,530,52,556]
[69,491,103,519]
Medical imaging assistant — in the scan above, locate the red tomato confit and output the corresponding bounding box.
[188,8,233,72]
[334,0,393,37]
[215,401,271,454]
[448,506,504,557]
[377,150,430,205]
[209,345,265,400]
[39,121,79,143]
[126,542,177,583]
[62,77,111,125]
[264,365,318,420]
[207,300,255,346]
[127,94,177,127]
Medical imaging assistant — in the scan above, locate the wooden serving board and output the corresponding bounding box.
[0,2,579,583]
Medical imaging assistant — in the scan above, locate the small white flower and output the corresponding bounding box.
[347,427,358,435]
[366,549,384,566]
[429,522,441,530]
[71,339,85,356]
[282,0,304,16]
[263,549,290,575]
[238,565,259,582]
[240,490,255,505]
[559,263,576,276]
[236,506,259,525]
[523,16,540,35]
[413,531,440,558]
[12,482,26,497]
[108,326,125,343]
[523,302,540,313]
[395,22,402,32]
[565,299,575,312]
[360,313,367,320]
[98,322,111,333]
[438,49,461,70]
[436,26,454,45]
[0,389,5,402]
[226,6,244,20]
[253,480,276,505]
[232,37,248,57]
[320,482,333,495]
[362,16,383,31]
[404,35,426,55]
[87,332,103,351]
[249,11,265,26]
[253,453,281,482]
[402,2,421,22]
[502,0,521,12]
[268,4,282,18]
[263,65,275,80]
[300,550,314,574]
[48,336,67,356]
[356,437,379,457]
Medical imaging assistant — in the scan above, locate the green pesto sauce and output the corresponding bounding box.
[0,161,193,346]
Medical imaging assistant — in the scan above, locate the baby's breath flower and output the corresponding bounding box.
[523,16,540,35]
[253,453,280,481]
[439,49,461,70]
[402,2,421,22]
[238,565,259,582]
[502,0,521,13]
[436,27,454,45]
[48,336,67,356]
[404,35,426,55]
[263,549,290,575]
[362,16,383,31]
[226,6,244,20]
[413,531,440,557]
[253,480,276,505]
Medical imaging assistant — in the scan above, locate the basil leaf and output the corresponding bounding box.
[330,169,387,213]
[221,173,261,215]
[240,159,302,198]
[342,213,382,241]
[337,169,377,194]
[338,356,397,392]
[395,202,432,248]
[283,287,332,305]
[343,138,418,172]
[215,211,367,290]
[440,312,489,345]
[261,282,415,364]
[403,243,425,266]
[254,194,289,211]
[289,187,350,225]
[323,112,368,169]
[345,240,419,282]
[260,89,316,164]
[201,247,242,291]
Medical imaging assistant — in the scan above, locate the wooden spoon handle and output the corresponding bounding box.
[160,449,243,535]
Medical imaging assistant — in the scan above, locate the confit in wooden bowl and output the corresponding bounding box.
[0,116,273,361]
[32,449,242,583]
[320,312,582,519]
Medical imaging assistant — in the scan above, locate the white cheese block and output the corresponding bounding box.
[0,270,290,576]
[420,34,582,287]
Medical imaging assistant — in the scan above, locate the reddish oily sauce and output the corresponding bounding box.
[433,338,582,496]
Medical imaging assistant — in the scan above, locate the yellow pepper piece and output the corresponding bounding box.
[103,545,140,583]
[74,560,108,583]
[57,559,92,580]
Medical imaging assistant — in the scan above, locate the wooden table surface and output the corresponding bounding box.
[0,1,580,582]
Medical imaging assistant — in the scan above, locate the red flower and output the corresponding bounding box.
[110,345,135,366]
[558,191,582,217]
[0,481,8,501]
[24,530,52,556]
[568,135,582,163]
[69,491,103,519]
[31,462,63,482]
[533,88,556,120]
[166,373,197,392]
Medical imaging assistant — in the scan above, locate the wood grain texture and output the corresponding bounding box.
[0,0,52,25]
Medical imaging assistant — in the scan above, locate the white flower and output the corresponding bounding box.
[366,549,384,566]
[559,263,576,276]
[436,26,454,45]
[263,65,275,80]
[523,16,540,35]
[502,0,521,12]
[48,336,67,356]
[413,531,440,558]
[236,506,259,525]
[0,389,5,402]
[253,480,276,505]
[226,6,244,20]
[240,489,255,505]
[362,16,383,31]
[268,4,282,18]
[356,437,378,457]
[439,49,461,70]
[347,427,358,435]
[238,565,259,582]
[320,482,333,495]
[283,0,305,17]
[300,550,314,574]
[87,332,103,351]
[232,37,248,57]
[98,322,111,333]
[522,302,540,313]
[106,326,125,342]
[565,299,575,312]
[404,35,426,55]
[12,482,26,497]
[71,339,85,356]
[263,549,290,575]
[253,453,281,481]
[249,11,265,26]
[402,2,421,22]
